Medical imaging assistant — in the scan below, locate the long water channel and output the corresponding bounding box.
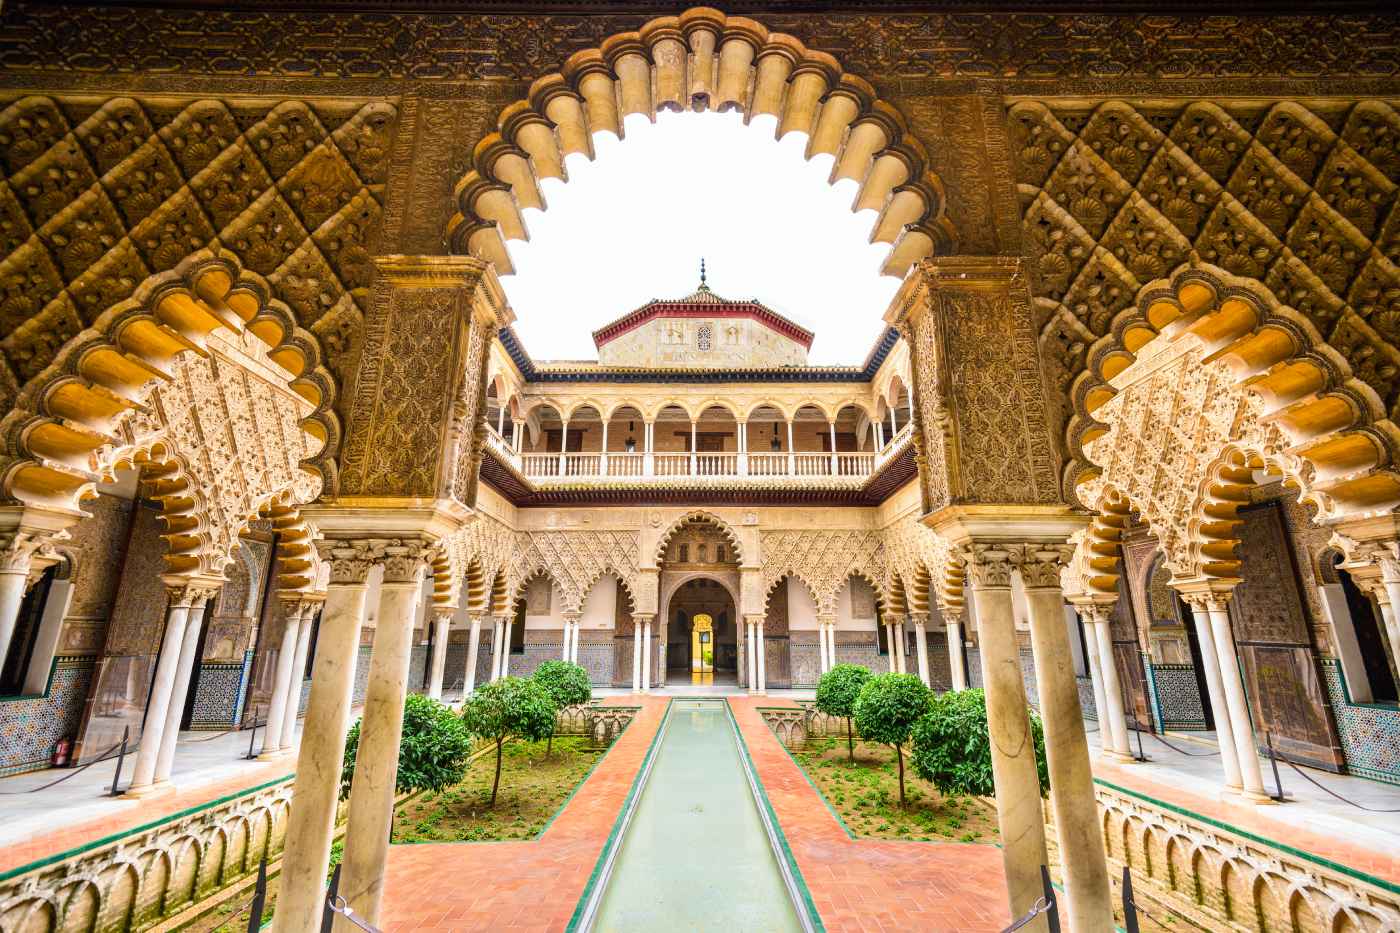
[585,700,810,932]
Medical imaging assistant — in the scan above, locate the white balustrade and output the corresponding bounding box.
[695,453,738,476]
[747,453,790,476]
[562,453,601,477]
[513,448,886,483]
[836,453,874,476]
[606,453,644,476]
[654,453,692,476]
[793,453,832,476]
[521,454,559,476]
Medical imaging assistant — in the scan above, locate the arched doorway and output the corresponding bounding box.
[665,578,737,686]
[658,515,741,686]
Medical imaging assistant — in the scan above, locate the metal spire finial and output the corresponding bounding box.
[699,257,707,288]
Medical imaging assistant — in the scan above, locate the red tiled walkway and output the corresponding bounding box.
[729,696,1010,933]
[378,696,669,932]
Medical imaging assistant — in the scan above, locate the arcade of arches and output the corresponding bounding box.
[1,4,1400,933]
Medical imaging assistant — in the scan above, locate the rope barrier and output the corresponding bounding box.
[1143,730,1219,758]
[1273,754,1400,813]
[327,895,383,933]
[0,736,129,794]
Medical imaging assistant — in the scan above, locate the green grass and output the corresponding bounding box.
[392,735,603,843]
[790,737,1000,843]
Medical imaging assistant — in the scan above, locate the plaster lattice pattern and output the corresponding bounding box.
[1014,99,1400,473]
[3,8,1399,83]
[0,94,395,437]
[0,656,93,776]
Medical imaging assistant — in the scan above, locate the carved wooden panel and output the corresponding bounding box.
[1231,501,1344,768]
[1111,572,1153,730]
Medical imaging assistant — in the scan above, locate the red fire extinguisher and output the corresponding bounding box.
[51,737,72,767]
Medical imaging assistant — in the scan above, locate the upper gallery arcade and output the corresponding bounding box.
[0,3,1399,933]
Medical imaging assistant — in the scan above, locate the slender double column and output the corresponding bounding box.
[464,614,483,695]
[911,612,931,687]
[1011,544,1113,933]
[125,579,220,796]
[152,583,220,787]
[961,544,1050,929]
[631,617,643,692]
[426,607,452,699]
[636,614,654,691]
[745,615,766,693]
[946,616,967,691]
[489,617,505,680]
[745,618,758,692]
[0,541,41,676]
[1074,601,1132,762]
[816,612,836,673]
[1177,591,1243,791]
[884,620,898,672]
[498,614,514,678]
[261,600,309,759]
[272,539,381,933]
[562,612,581,663]
[1185,588,1268,801]
[1374,548,1400,673]
[893,618,907,673]
[278,605,317,752]
[340,543,430,930]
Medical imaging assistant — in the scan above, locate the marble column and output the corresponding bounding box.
[499,615,514,677]
[1072,605,1112,757]
[1077,604,1132,762]
[340,546,427,929]
[639,614,653,691]
[0,552,35,677]
[1013,545,1113,933]
[1200,592,1269,801]
[272,541,378,933]
[464,614,483,695]
[745,619,758,692]
[426,607,451,700]
[153,584,220,786]
[279,604,318,753]
[912,613,931,687]
[261,600,306,759]
[755,617,767,693]
[817,616,830,673]
[632,617,643,692]
[947,617,967,691]
[125,582,204,796]
[963,545,1050,927]
[1376,552,1400,670]
[1177,592,1243,790]
[823,621,836,670]
[490,617,504,680]
[885,622,897,672]
[894,619,908,673]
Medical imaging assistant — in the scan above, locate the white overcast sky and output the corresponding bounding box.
[499,110,900,365]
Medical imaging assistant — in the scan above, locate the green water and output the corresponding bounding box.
[593,701,805,932]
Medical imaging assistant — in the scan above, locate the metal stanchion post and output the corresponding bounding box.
[109,726,129,797]
[1041,864,1061,933]
[246,857,268,933]
[1265,731,1287,802]
[1121,866,1140,933]
[246,718,260,760]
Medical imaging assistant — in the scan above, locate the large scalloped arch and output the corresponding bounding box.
[653,509,744,566]
[447,7,954,279]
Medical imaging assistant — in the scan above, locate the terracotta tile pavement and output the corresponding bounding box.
[379,696,670,933]
[1092,756,1400,885]
[0,758,295,875]
[728,697,1012,933]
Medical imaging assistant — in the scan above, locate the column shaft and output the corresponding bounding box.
[261,603,304,758]
[280,609,316,752]
[756,620,767,693]
[340,572,421,927]
[155,590,217,784]
[947,620,967,691]
[632,620,642,692]
[0,569,31,675]
[642,620,652,691]
[1205,601,1268,799]
[126,595,194,794]
[464,616,483,695]
[914,618,930,687]
[427,611,451,699]
[1022,580,1113,933]
[968,567,1050,927]
[745,620,757,692]
[817,618,829,673]
[272,577,371,933]
[1092,619,1133,760]
[1077,613,1111,752]
[499,616,513,677]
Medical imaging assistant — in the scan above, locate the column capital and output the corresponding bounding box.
[744,613,766,627]
[380,539,433,585]
[1006,542,1074,590]
[815,612,837,626]
[632,612,655,625]
[957,543,1015,591]
[908,611,931,627]
[164,575,223,609]
[279,593,324,620]
[1174,579,1235,613]
[562,610,582,621]
[430,604,456,624]
[1069,598,1115,625]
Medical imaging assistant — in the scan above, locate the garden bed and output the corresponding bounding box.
[391,735,604,843]
[790,736,1000,843]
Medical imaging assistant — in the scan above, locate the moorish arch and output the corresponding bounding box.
[1072,263,1400,595]
[447,7,955,279]
[652,510,743,566]
[0,251,328,578]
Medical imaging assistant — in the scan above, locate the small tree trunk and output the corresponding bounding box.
[846,717,855,763]
[547,730,554,758]
[490,736,504,806]
[896,743,906,805]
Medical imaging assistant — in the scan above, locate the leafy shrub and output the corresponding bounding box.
[461,676,556,805]
[814,664,872,762]
[532,660,592,755]
[852,673,931,804]
[340,693,474,800]
[909,688,1049,799]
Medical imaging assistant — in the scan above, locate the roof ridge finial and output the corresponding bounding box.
[699,256,707,289]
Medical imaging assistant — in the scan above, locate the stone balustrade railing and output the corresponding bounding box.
[756,706,1400,933]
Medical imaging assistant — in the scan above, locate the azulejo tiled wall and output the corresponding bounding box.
[0,657,95,776]
[350,644,373,708]
[189,652,254,730]
[1322,659,1400,786]
[1077,675,1099,721]
[1147,662,1208,731]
